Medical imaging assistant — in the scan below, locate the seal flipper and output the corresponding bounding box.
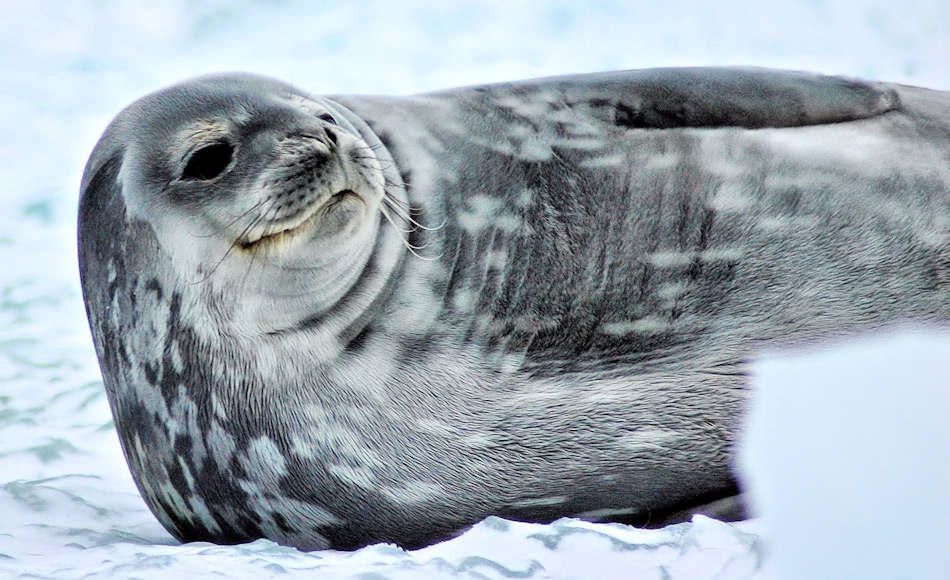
[469,66,901,129]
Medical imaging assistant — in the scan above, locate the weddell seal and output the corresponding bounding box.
[78,67,950,550]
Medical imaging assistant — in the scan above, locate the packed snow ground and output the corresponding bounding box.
[1,1,948,578]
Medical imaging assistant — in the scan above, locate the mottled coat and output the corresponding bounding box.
[79,68,950,550]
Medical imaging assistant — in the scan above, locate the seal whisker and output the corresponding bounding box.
[377,202,426,247]
[378,203,442,261]
[190,206,269,285]
[191,242,237,285]
[376,208,416,234]
[378,195,417,227]
[193,197,269,240]
[195,190,292,286]
[382,193,446,232]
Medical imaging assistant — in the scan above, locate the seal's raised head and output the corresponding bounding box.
[81,74,403,337]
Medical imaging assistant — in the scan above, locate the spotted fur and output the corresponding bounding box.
[79,68,950,550]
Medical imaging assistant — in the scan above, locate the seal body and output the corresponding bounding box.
[78,68,950,550]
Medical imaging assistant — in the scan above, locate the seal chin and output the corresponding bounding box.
[239,189,368,251]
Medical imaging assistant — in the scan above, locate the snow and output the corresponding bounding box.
[1,1,948,578]
[740,333,950,580]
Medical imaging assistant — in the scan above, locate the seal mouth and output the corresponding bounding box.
[239,189,360,250]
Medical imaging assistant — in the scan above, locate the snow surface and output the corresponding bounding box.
[1,1,948,578]
[741,333,950,580]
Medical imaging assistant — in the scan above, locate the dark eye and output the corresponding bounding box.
[318,112,337,125]
[182,140,234,180]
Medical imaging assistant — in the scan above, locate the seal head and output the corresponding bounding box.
[91,74,404,337]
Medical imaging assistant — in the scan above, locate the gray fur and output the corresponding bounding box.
[78,67,950,550]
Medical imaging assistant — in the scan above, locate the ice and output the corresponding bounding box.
[1,0,948,578]
[741,333,950,580]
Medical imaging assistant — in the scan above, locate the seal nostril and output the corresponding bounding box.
[290,127,336,147]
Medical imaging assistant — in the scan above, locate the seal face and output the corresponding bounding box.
[79,68,950,550]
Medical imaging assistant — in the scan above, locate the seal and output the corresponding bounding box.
[78,67,950,551]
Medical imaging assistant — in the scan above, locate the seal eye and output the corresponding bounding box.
[182,140,234,180]
[318,113,338,125]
